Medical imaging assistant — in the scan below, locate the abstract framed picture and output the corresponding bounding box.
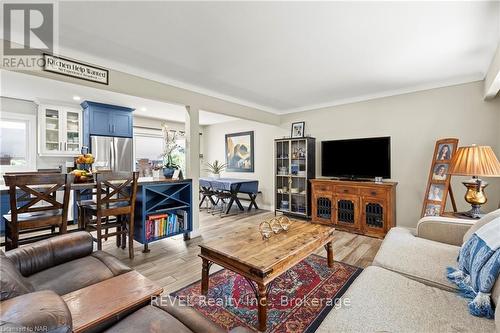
[225,131,254,172]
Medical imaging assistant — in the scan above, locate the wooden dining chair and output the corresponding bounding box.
[5,171,63,235]
[2,173,73,250]
[80,171,139,259]
[76,170,112,230]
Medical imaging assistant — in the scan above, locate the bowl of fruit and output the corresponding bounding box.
[73,153,95,183]
[71,169,92,183]
[75,153,95,172]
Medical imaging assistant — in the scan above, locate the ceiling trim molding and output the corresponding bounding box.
[279,75,485,114]
[484,43,500,99]
[48,46,491,115]
[2,42,492,118]
[1,39,280,125]
[57,46,280,114]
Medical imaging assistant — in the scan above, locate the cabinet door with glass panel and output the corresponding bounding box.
[38,105,82,156]
[275,139,290,213]
[64,108,82,153]
[289,139,308,216]
[275,137,315,218]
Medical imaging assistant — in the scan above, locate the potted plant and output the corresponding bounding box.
[204,160,227,179]
[160,123,182,178]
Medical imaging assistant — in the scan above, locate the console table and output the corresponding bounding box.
[310,179,397,238]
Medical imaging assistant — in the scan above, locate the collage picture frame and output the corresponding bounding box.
[421,138,459,217]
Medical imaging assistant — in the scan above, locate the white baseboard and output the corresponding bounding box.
[187,229,202,239]
[258,204,273,211]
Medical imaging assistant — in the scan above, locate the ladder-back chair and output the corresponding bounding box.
[3,173,73,250]
[81,171,139,259]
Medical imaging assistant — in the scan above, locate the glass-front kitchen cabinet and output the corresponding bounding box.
[38,104,82,156]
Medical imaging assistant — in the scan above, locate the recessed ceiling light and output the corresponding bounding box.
[140,107,147,111]
[72,96,81,101]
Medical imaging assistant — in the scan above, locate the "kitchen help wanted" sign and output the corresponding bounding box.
[43,54,109,85]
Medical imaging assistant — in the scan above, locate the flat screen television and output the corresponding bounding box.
[321,137,391,179]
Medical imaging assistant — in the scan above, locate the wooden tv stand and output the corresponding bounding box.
[310,179,397,238]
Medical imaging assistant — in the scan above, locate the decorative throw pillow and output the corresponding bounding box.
[448,216,500,319]
[462,209,500,244]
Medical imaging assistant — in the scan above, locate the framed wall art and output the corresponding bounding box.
[225,131,254,172]
[291,121,305,138]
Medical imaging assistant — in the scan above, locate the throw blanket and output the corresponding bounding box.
[447,217,500,319]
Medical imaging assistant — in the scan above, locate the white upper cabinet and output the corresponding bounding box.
[38,104,82,156]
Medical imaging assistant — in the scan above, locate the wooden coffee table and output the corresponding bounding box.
[199,220,335,331]
[62,271,163,333]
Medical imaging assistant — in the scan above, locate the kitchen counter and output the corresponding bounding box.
[0,177,191,193]
[0,178,194,249]
[71,177,191,190]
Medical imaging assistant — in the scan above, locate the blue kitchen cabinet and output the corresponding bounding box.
[90,107,112,136]
[111,110,133,137]
[81,101,134,139]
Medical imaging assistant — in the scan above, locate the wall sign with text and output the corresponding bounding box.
[43,54,109,85]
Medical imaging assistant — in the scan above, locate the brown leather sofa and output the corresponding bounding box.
[0,231,132,333]
[1,231,131,298]
[103,298,249,333]
[0,232,252,333]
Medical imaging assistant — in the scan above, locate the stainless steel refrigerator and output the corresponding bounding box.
[91,136,134,172]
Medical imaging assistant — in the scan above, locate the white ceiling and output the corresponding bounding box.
[49,1,500,113]
[0,70,237,125]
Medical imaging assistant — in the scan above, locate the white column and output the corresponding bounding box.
[185,105,200,238]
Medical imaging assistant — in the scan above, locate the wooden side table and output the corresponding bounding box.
[62,271,162,333]
[441,212,479,221]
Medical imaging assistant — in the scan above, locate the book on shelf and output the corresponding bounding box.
[146,211,186,241]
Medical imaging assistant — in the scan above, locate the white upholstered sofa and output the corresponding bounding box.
[318,209,500,333]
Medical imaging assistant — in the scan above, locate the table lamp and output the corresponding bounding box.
[449,145,500,218]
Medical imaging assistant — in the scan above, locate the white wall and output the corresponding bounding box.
[134,115,186,132]
[283,81,500,227]
[204,81,500,227]
[203,119,284,210]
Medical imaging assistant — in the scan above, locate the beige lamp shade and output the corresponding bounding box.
[449,145,500,177]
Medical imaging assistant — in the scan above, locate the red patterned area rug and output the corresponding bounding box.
[171,254,362,333]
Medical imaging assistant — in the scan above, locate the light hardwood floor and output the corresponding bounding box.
[101,210,382,294]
